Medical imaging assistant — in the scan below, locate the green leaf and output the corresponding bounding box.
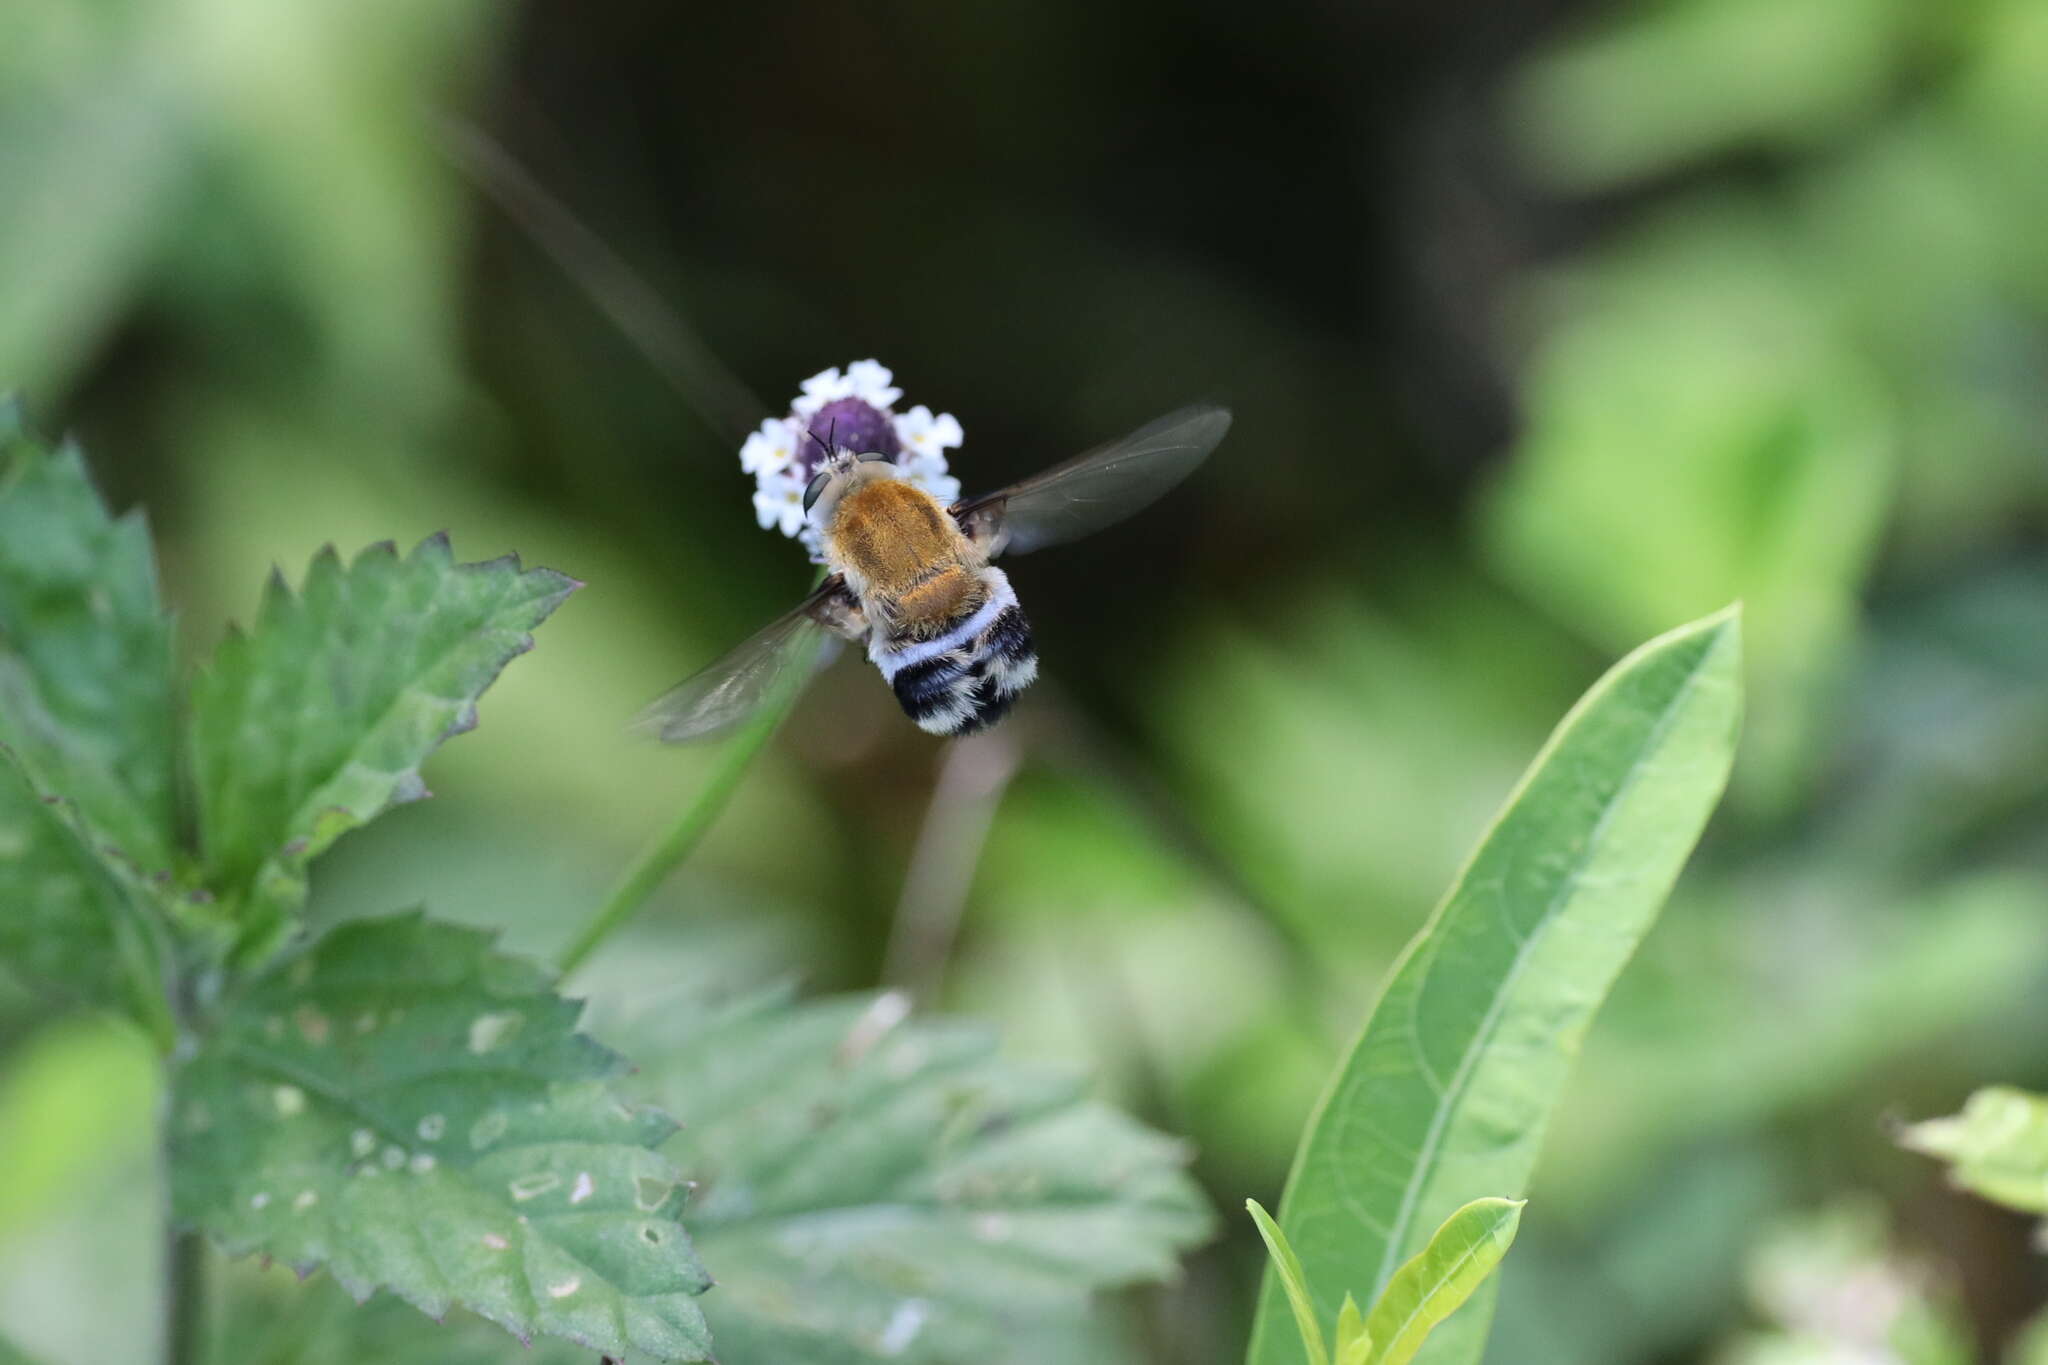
[0,1327,47,1365]
[1476,211,1885,818]
[1900,1087,2048,1216]
[169,912,712,1362]
[214,1262,593,1365]
[0,403,177,868]
[0,405,176,1019]
[635,988,1213,1363]
[0,754,166,1018]
[1360,1198,1523,1365]
[188,535,574,961]
[1248,1200,1329,1365]
[1334,1296,1371,1365]
[1248,606,1742,1365]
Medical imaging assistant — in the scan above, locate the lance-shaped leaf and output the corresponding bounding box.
[188,535,574,960]
[1901,1087,2048,1216]
[1248,606,1742,1365]
[633,988,1213,1363]
[1360,1198,1522,1365]
[0,404,176,1018]
[170,913,713,1362]
[1247,1199,1330,1365]
[1334,1297,1371,1365]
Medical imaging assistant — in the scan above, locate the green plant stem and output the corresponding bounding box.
[164,1229,204,1365]
[557,637,815,977]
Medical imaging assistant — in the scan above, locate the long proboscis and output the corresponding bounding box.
[431,113,770,448]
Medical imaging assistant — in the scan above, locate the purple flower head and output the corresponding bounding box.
[799,396,901,482]
[739,360,966,557]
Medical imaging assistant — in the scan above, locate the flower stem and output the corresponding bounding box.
[557,633,818,978]
[163,1229,204,1365]
[881,730,1020,999]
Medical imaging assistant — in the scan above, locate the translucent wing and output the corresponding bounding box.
[950,404,1232,556]
[633,578,857,743]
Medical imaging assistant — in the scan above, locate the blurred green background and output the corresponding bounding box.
[4,0,2048,1360]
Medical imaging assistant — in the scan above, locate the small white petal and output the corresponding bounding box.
[846,359,902,409]
[793,366,855,417]
[894,405,965,456]
[913,470,962,505]
[753,484,797,532]
[902,451,952,483]
[740,420,796,476]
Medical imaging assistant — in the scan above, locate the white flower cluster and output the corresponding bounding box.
[739,359,965,556]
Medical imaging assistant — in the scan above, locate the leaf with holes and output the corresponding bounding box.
[1247,606,1742,1365]
[0,403,176,1016]
[188,535,574,963]
[629,988,1213,1364]
[169,912,713,1362]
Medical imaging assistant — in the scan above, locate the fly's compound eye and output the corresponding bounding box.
[802,469,833,515]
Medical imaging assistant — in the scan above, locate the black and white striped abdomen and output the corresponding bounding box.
[869,568,1039,736]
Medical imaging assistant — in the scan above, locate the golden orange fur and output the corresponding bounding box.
[824,478,988,634]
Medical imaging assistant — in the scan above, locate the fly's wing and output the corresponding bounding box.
[950,404,1231,556]
[633,578,858,743]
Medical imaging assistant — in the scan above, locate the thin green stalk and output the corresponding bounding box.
[557,637,815,977]
[164,1227,204,1365]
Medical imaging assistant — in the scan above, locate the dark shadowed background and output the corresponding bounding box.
[4,0,2048,1360]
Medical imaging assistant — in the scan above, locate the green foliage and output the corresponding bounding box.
[1717,1200,1973,1365]
[1246,1196,1521,1365]
[0,415,1216,1364]
[189,536,575,964]
[0,1016,156,1238]
[1508,0,1918,188]
[1248,607,1743,1365]
[0,404,176,1020]
[1249,1199,1332,1365]
[1361,1199,1522,1365]
[170,912,713,1361]
[1478,211,1887,814]
[1901,1086,2048,1218]
[0,401,176,871]
[1334,1297,1370,1365]
[630,987,1213,1363]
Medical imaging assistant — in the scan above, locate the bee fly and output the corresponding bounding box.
[638,404,1232,741]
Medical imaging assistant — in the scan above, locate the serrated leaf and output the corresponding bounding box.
[1901,1087,2048,1216]
[0,409,176,1019]
[1248,607,1742,1365]
[0,752,166,1016]
[0,408,177,865]
[170,912,712,1362]
[214,1262,594,1365]
[633,988,1213,1364]
[1360,1198,1522,1365]
[188,535,575,961]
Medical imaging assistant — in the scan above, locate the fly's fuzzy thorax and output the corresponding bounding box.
[822,476,976,601]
